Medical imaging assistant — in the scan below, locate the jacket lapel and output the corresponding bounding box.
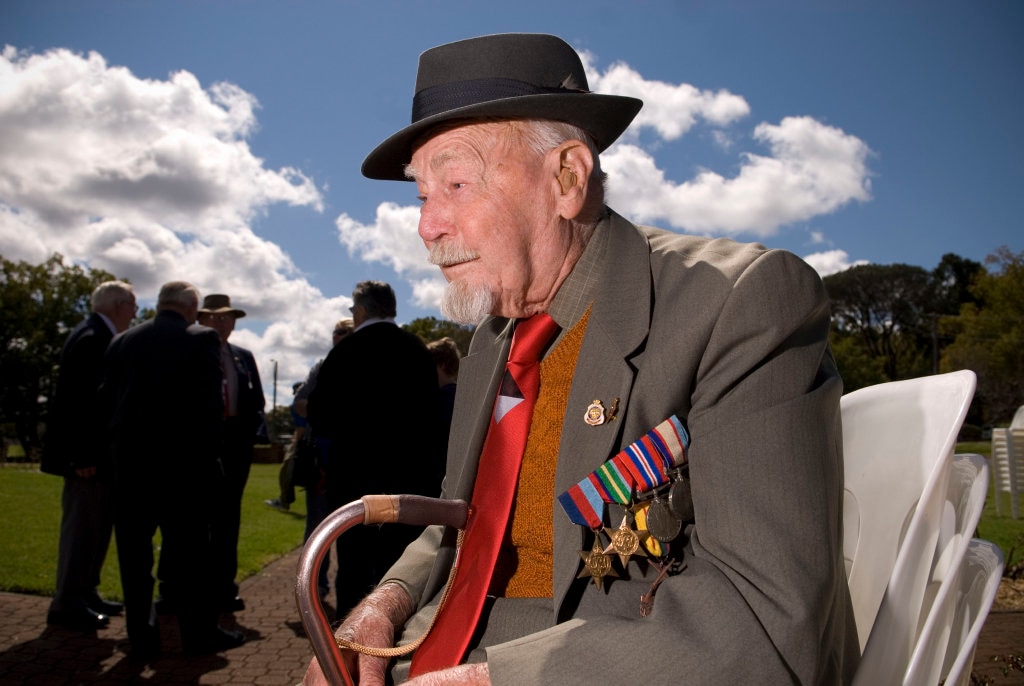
[552,211,654,613]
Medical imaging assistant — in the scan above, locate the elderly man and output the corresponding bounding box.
[304,33,857,685]
[43,281,136,631]
[197,293,266,612]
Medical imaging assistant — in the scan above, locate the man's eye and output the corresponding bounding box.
[452,182,466,190]
[417,195,427,204]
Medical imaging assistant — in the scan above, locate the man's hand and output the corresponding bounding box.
[73,466,97,478]
[404,663,490,686]
[303,582,415,686]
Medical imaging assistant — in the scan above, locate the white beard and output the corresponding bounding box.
[440,280,496,325]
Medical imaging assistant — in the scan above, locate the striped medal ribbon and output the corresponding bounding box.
[558,415,690,530]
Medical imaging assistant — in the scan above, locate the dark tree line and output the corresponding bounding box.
[825,248,1024,431]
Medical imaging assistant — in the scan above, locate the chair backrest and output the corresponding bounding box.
[990,427,1023,519]
[843,369,976,655]
[939,539,1005,686]
[901,453,990,686]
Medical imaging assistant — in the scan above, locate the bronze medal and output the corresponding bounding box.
[646,496,682,543]
[603,517,643,567]
[668,475,694,522]
[578,537,617,590]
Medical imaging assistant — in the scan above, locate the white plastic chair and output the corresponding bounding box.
[990,427,1023,519]
[902,453,990,686]
[939,539,1005,686]
[843,369,976,684]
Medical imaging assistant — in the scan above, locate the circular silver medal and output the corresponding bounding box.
[668,476,694,522]
[646,497,683,543]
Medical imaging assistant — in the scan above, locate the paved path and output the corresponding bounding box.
[0,546,323,685]
[1,546,1022,684]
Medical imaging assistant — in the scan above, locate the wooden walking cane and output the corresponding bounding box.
[295,495,469,685]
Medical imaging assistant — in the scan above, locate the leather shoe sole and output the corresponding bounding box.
[47,608,110,631]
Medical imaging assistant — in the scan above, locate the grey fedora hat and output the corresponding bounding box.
[361,33,643,181]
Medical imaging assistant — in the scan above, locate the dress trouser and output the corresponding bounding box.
[114,465,218,649]
[50,471,115,613]
[210,417,254,601]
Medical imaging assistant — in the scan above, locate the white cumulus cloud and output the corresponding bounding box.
[0,45,339,397]
[803,249,869,277]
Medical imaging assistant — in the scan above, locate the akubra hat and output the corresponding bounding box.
[198,293,246,318]
[361,33,643,181]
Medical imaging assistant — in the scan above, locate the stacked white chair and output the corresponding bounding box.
[990,426,1023,519]
[902,453,990,686]
[841,369,978,684]
[939,539,1005,686]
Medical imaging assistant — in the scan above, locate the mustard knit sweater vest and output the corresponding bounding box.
[491,309,591,597]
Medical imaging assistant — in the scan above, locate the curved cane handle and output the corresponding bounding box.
[295,495,468,686]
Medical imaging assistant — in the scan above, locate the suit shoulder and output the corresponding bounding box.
[636,224,815,284]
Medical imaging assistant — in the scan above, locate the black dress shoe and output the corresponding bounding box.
[46,607,110,631]
[128,626,161,663]
[220,596,245,612]
[89,598,124,616]
[182,626,246,654]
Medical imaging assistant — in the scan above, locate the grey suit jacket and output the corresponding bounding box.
[387,210,859,684]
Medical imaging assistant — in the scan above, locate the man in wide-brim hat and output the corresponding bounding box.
[198,293,246,319]
[303,33,856,686]
[196,292,265,615]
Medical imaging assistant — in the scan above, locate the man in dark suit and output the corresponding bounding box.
[197,293,266,611]
[101,281,244,659]
[42,281,136,631]
[307,280,444,616]
[303,34,857,685]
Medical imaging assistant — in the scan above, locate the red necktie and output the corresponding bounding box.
[409,313,558,676]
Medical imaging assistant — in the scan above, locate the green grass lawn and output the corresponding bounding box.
[3,445,1023,601]
[0,462,307,601]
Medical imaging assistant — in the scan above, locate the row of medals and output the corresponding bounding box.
[578,467,693,616]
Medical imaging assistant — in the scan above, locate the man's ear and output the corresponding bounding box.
[553,142,594,219]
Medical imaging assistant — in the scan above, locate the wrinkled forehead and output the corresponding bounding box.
[405,119,526,181]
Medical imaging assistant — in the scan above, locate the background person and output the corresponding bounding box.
[197,293,267,613]
[427,335,460,486]
[42,280,136,632]
[307,281,445,617]
[292,317,355,603]
[304,33,856,686]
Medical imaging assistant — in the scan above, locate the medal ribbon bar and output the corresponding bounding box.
[558,415,690,528]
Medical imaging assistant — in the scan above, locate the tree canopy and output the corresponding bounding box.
[942,247,1024,424]
[0,253,118,456]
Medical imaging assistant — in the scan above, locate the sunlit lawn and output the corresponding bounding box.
[0,462,307,601]
[2,444,1022,602]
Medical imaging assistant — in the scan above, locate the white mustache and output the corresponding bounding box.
[427,242,480,268]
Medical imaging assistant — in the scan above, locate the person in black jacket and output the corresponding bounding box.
[197,293,267,612]
[101,281,244,660]
[43,281,136,632]
[307,280,445,615]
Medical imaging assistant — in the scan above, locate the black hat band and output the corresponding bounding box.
[411,77,588,123]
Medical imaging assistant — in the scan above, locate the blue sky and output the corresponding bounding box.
[2,0,1021,402]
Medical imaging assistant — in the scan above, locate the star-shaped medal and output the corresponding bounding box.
[578,537,617,590]
[603,515,649,567]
